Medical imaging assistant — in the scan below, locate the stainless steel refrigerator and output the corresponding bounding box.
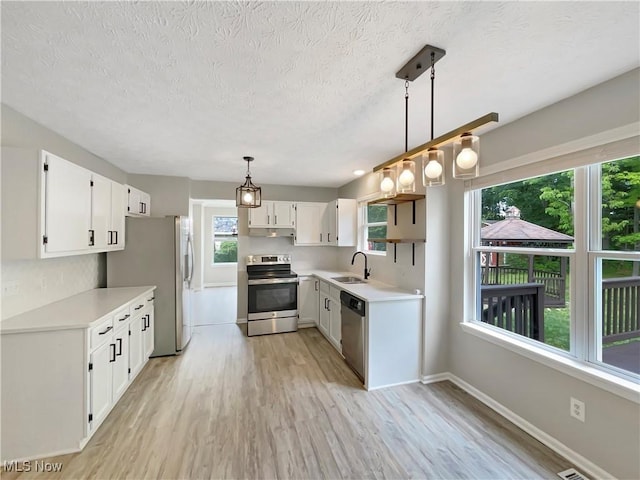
[107,216,194,356]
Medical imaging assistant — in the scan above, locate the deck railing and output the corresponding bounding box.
[481,283,545,341]
[481,266,566,307]
[602,276,640,344]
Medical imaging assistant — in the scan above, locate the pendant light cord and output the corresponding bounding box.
[430,51,435,141]
[404,80,409,153]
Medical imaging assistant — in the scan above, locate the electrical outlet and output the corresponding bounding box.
[2,280,20,297]
[570,397,585,422]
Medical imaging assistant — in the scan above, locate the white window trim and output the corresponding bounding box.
[358,192,387,255]
[463,148,640,403]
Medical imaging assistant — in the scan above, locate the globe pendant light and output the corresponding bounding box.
[423,147,445,186]
[236,156,262,208]
[422,51,445,187]
[396,80,415,194]
[380,167,397,198]
[453,133,480,179]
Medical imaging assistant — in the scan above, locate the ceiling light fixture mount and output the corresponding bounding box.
[374,44,499,185]
[236,156,262,208]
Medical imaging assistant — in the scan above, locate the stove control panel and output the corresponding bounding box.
[246,254,291,265]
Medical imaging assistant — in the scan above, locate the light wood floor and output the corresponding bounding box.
[5,325,573,479]
[191,287,237,326]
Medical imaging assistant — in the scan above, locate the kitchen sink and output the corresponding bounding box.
[331,276,367,284]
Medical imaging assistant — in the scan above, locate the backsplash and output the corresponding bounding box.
[1,254,104,320]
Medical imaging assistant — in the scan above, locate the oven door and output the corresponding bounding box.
[247,278,298,320]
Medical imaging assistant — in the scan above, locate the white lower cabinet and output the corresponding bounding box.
[0,287,155,462]
[129,314,144,379]
[112,324,130,401]
[298,276,319,326]
[328,286,342,352]
[142,308,154,359]
[89,339,114,430]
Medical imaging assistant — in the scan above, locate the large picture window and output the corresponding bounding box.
[469,155,639,380]
[212,216,238,264]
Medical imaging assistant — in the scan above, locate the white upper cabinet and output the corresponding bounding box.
[248,201,295,228]
[0,148,126,259]
[109,182,126,249]
[125,185,150,217]
[42,152,93,256]
[295,199,356,247]
[295,202,327,245]
[91,174,112,250]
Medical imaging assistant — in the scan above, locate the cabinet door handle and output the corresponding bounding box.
[145,314,150,329]
[267,215,270,225]
[107,231,112,245]
[142,315,147,332]
[114,230,118,245]
[118,314,130,322]
[314,280,318,291]
[328,233,331,243]
[109,343,116,362]
[134,304,144,310]
[116,338,123,356]
[274,215,277,224]
[98,326,113,335]
[89,229,95,246]
[320,233,323,242]
[147,297,155,302]
[327,299,331,312]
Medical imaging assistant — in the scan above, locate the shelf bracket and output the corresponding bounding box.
[393,243,397,263]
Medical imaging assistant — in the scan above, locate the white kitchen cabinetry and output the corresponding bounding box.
[318,281,342,352]
[91,175,126,251]
[324,199,357,247]
[328,285,342,352]
[248,201,295,228]
[1,287,155,461]
[298,276,319,326]
[129,314,144,379]
[294,202,327,245]
[0,148,126,259]
[126,185,151,217]
[43,152,93,256]
[142,307,155,358]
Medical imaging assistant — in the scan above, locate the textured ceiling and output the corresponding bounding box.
[2,1,639,187]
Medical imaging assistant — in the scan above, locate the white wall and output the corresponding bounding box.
[203,206,237,286]
[1,105,122,319]
[448,68,640,479]
[127,173,191,217]
[191,203,203,290]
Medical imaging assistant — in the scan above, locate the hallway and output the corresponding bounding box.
[191,286,237,326]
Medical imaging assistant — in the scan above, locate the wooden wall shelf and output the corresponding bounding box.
[368,194,425,206]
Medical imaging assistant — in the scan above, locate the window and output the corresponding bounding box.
[212,216,238,264]
[361,203,387,253]
[468,155,640,380]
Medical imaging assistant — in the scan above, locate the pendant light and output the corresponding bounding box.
[396,81,416,194]
[372,45,499,182]
[453,133,480,179]
[422,51,445,187]
[380,167,397,198]
[235,156,262,208]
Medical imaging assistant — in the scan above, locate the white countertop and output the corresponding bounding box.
[0,286,156,334]
[298,270,423,303]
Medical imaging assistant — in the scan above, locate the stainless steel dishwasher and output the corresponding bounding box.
[340,291,365,382]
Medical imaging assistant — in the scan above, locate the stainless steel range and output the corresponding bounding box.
[246,254,298,336]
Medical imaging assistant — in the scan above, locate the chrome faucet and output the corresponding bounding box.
[351,251,371,280]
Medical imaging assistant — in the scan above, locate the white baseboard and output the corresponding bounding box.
[367,379,420,391]
[420,373,613,480]
[298,322,316,329]
[420,372,451,384]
